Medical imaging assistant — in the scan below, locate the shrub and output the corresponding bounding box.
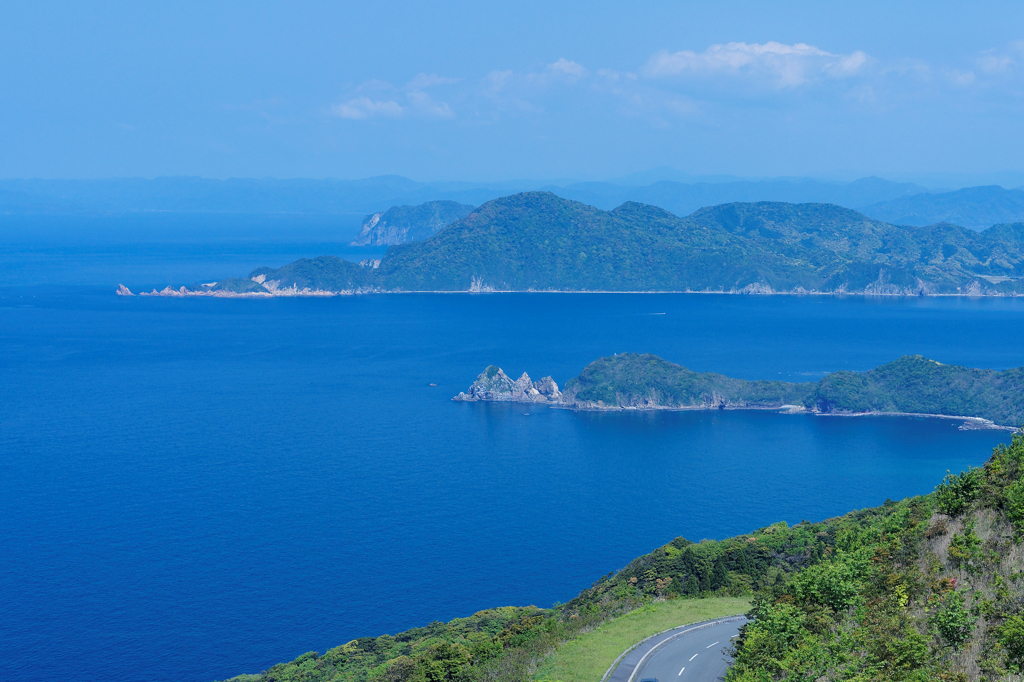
[935,468,981,517]
[931,591,974,647]
[789,560,861,612]
[1004,477,1024,525]
[998,615,1024,672]
[947,523,984,572]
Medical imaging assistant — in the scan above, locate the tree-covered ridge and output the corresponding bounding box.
[808,355,1024,427]
[250,256,371,293]
[559,353,1024,427]
[233,193,1024,295]
[562,353,813,409]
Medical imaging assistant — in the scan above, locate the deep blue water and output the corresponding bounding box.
[2,288,1022,682]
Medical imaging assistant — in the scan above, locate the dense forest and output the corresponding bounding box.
[219,434,1024,682]
[523,353,1024,427]
[176,193,1024,296]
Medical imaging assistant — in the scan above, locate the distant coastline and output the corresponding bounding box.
[117,193,1024,298]
[119,285,1024,298]
[561,403,1014,431]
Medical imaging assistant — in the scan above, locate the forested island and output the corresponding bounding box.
[454,353,1024,428]
[122,192,1024,297]
[220,435,1024,681]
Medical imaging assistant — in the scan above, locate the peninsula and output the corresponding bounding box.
[122,192,1024,297]
[455,353,1024,429]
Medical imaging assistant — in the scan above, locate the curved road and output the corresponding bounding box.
[607,616,747,682]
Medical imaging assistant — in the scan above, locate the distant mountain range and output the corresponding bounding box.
[861,185,1024,229]
[129,192,1024,297]
[5,175,1024,232]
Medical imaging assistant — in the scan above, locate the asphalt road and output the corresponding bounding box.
[607,616,747,682]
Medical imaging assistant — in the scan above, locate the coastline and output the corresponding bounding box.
[119,285,1024,298]
[543,402,1016,431]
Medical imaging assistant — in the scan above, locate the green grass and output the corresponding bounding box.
[534,597,750,682]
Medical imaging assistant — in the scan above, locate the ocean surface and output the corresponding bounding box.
[2,220,1023,681]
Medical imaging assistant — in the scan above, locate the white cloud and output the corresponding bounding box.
[485,70,514,93]
[327,39,1024,128]
[548,58,587,78]
[406,73,461,89]
[330,97,404,120]
[330,74,457,120]
[948,69,976,86]
[977,54,1013,74]
[406,90,454,118]
[975,42,1024,75]
[643,41,869,87]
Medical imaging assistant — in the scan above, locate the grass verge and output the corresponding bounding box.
[533,596,751,682]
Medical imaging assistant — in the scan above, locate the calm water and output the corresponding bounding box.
[1,288,1022,682]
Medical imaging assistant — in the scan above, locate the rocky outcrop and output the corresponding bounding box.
[452,366,562,404]
[116,284,134,296]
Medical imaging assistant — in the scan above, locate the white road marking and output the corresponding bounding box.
[689,653,698,661]
[706,641,719,648]
[677,667,684,675]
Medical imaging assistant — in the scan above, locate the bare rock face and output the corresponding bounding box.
[453,366,562,404]
[116,284,134,296]
[532,376,562,402]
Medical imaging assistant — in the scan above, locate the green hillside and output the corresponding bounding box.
[230,193,1024,295]
[559,353,1024,427]
[218,435,1024,682]
[563,353,813,409]
[249,256,371,293]
[808,356,1024,427]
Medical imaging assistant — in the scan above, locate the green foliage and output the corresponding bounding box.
[806,355,1024,427]
[727,433,1024,681]
[789,559,862,612]
[1003,477,1024,525]
[249,255,371,292]
[936,468,982,516]
[998,615,1024,672]
[931,590,975,647]
[216,607,546,682]
[565,353,812,409]
[947,522,985,572]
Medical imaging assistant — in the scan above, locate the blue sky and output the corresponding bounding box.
[2,1,1023,181]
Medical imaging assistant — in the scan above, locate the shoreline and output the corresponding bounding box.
[120,285,1024,299]
[511,401,1018,431]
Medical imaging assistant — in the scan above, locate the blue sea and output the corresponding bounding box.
[1,217,1023,682]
